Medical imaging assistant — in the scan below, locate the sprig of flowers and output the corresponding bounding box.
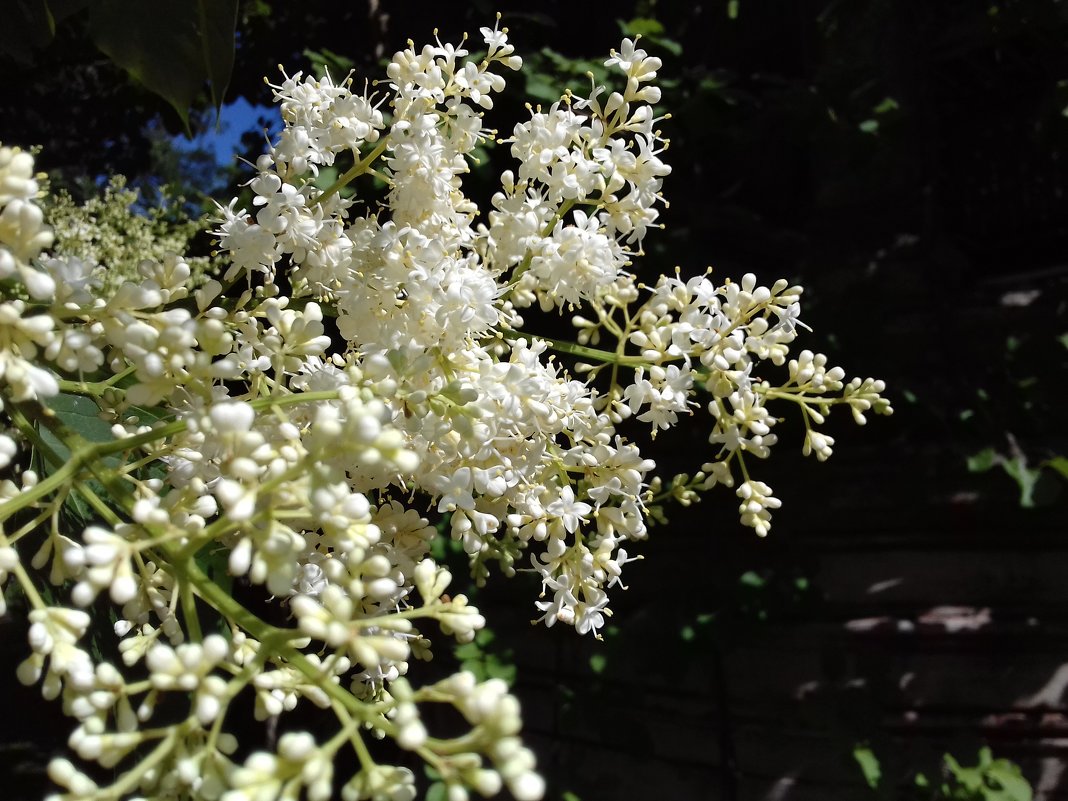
[0,19,890,801]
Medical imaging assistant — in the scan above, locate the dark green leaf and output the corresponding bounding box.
[988,766,1032,801]
[0,0,55,63]
[196,0,238,114]
[88,0,238,133]
[195,547,233,600]
[34,392,120,525]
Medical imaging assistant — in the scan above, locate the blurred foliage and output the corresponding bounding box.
[856,746,1033,801]
[965,331,1068,506]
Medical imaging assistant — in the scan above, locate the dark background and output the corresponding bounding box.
[3,1,1068,799]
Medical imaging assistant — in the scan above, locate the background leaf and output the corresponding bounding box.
[0,0,56,63]
[88,0,237,132]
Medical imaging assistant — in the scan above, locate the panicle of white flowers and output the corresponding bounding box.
[44,176,212,295]
[0,20,891,801]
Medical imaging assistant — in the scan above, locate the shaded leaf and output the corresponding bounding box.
[88,0,238,133]
[303,46,354,76]
[196,0,237,113]
[0,0,55,63]
[525,75,561,104]
[35,392,119,525]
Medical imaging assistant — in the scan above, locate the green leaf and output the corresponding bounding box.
[853,745,881,790]
[525,74,563,104]
[454,642,482,660]
[739,570,765,588]
[0,0,56,63]
[728,0,740,20]
[485,658,516,685]
[654,37,683,57]
[33,392,121,525]
[41,392,118,456]
[987,765,1032,801]
[967,448,1000,473]
[1045,457,1068,481]
[589,653,607,674]
[873,97,900,114]
[196,0,238,114]
[303,47,354,76]
[859,119,880,134]
[620,17,665,37]
[88,0,238,133]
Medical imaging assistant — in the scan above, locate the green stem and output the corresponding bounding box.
[180,579,203,642]
[316,138,391,206]
[497,328,666,369]
[90,723,183,800]
[505,197,578,293]
[162,549,365,717]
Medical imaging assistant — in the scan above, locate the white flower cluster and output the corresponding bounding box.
[0,20,891,801]
[44,175,212,296]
